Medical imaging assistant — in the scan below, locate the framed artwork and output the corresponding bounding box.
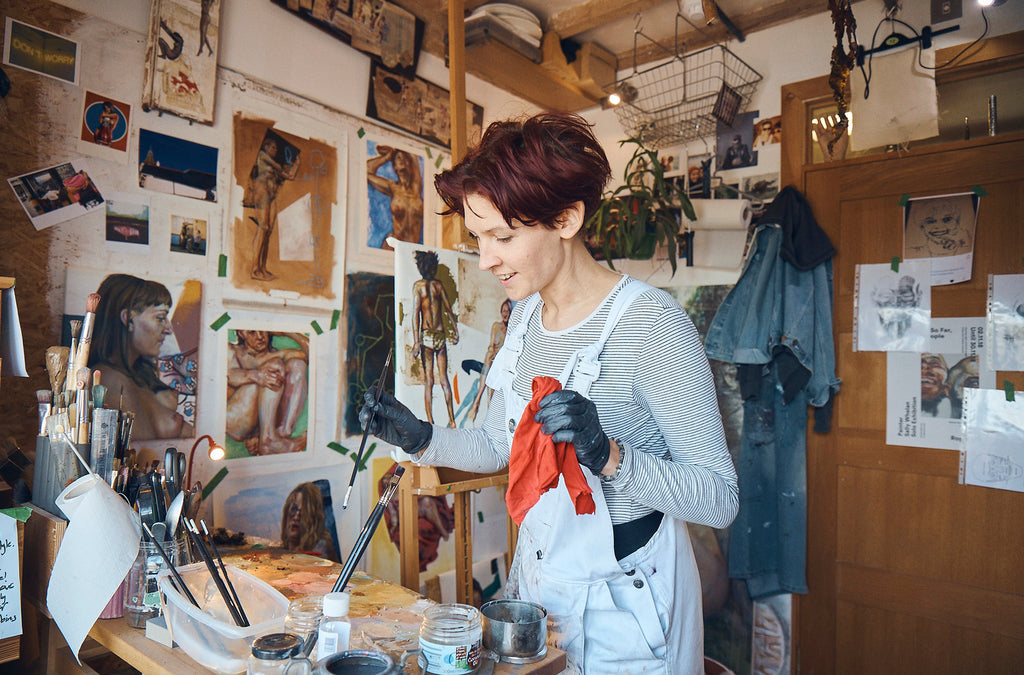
[141,0,222,124]
[3,18,80,85]
[229,116,342,302]
[367,62,484,149]
[80,91,131,153]
[138,129,218,202]
[224,328,312,458]
[64,266,202,442]
[271,0,423,79]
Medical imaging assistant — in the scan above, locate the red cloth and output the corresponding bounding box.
[506,376,596,525]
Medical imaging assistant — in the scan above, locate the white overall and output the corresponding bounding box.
[487,279,704,674]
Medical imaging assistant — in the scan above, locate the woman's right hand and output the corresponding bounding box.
[360,388,433,454]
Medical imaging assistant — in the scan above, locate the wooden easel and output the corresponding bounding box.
[397,462,516,605]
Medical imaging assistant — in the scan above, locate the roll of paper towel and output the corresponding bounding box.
[47,474,141,663]
[688,199,753,230]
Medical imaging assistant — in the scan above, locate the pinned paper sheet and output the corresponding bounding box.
[47,474,141,663]
[851,48,938,151]
[0,514,22,639]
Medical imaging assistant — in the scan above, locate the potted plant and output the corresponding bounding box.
[585,137,696,274]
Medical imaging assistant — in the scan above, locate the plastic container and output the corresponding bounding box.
[158,562,291,674]
[315,592,351,662]
[417,603,482,674]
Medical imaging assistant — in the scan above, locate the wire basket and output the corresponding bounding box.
[613,44,762,149]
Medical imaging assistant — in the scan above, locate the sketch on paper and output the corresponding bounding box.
[65,267,201,441]
[141,0,222,123]
[366,139,425,250]
[960,388,1024,494]
[344,272,396,435]
[231,116,339,298]
[224,329,311,457]
[854,261,931,352]
[986,273,1024,372]
[903,192,979,286]
[886,318,995,450]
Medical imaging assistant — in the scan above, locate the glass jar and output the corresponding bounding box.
[247,632,311,675]
[417,603,482,674]
[124,535,189,628]
[284,595,323,648]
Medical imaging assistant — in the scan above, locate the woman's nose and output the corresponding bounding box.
[476,240,498,271]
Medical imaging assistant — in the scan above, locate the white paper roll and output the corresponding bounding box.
[48,474,141,664]
[688,199,752,231]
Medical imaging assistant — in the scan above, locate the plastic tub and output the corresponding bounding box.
[158,562,290,673]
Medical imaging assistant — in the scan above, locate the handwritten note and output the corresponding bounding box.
[0,515,21,638]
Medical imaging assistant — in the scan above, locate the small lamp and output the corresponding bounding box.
[186,434,225,488]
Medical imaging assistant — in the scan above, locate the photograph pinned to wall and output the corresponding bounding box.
[713,181,740,200]
[2,17,79,85]
[717,110,758,170]
[170,213,208,256]
[8,159,105,230]
[752,114,781,148]
[987,273,1024,372]
[742,173,779,203]
[365,136,426,251]
[959,388,1024,493]
[224,327,312,458]
[367,62,484,149]
[853,260,931,352]
[903,192,980,286]
[65,266,201,441]
[344,272,395,436]
[686,154,712,199]
[230,116,342,300]
[138,128,218,202]
[273,0,424,78]
[886,317,994,450]
[141,0,222,124]
[105,191,151,250]
[213,466,343,561]
[392,239,507,430]
[368,456,457,588]
[659,145,686,177]
[80,91,131,153]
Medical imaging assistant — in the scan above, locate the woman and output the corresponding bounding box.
[360,112,737,673]
[89,274,194,439]
[281,482,337,561]
[367,144,423,248]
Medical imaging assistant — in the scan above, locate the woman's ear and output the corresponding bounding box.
[120,309,132,329]
[557,201,586,240]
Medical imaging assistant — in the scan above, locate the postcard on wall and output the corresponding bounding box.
[903,192,979,286]
[959,387,1024,493]
[141,0,221,124]
[104,191,151,251]
[987,273,1024,372]
[8,159,104,230]
[752,114,781,148]
[686,154,712,199]
[80,91,131,154]
[716,110,758,170]
[3,17,80,85]
[138,129,218,202]
[170,213,208,256]
[886,318,994,450]
[854,260,931,352]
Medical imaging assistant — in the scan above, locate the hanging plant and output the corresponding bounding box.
[585,137,696,274]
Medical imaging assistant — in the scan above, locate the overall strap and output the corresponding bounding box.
[558,278,654,397]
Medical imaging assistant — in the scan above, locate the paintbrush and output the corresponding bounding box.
[45,346,70,409]
[72,293,101,378]
[36,390,52,436]
[74,367,91,445]
[64,320,82,400]
[342,345,394,509]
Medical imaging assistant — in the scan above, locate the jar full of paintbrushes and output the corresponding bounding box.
[124,534,189,628]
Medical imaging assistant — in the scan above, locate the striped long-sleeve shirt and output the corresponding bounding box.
[419,276,738,529]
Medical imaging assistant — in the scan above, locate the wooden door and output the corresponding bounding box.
[795,132,1024,673]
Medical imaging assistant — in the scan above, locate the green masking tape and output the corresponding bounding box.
[218,254,227,277]
[897,194,910,207]
[1005,380,1015,402]
[357,127,366,138]
[311,320,323,335]
[331,309,341,330]
[435,154,444,169]
[0,506,32,522]
[425,147,433,158]
[210,312,231,331]
[972,185,988,197]
[202,467,228,499]
[891,256,900,272]
[327,442,348,455]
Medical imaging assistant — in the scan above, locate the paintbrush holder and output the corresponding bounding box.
[31,429,89,518]
[124,535,190,628]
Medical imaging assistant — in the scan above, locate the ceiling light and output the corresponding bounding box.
[978,0,1008,7]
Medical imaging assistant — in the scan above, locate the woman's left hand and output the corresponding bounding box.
[535,390,610,476]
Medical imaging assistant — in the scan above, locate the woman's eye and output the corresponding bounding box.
[466,231,479,241]
[495,236,512,243]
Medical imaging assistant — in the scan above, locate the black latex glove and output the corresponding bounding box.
[534,389,610,476]
[359,388,432,454]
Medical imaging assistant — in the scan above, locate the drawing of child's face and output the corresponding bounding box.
[918,202,964,245]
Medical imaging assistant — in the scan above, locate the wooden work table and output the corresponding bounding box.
[88,548,565,674]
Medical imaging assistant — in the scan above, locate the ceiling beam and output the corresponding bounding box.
[547,0,665,38]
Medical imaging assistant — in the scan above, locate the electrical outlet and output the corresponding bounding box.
[931,0,962,24]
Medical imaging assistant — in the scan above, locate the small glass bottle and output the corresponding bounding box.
[315,591,352,662]
[284,595,323,647]
[247,633,310,675]
[418,603,482,674]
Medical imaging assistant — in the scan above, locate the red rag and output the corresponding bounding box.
[506,376,596,525]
